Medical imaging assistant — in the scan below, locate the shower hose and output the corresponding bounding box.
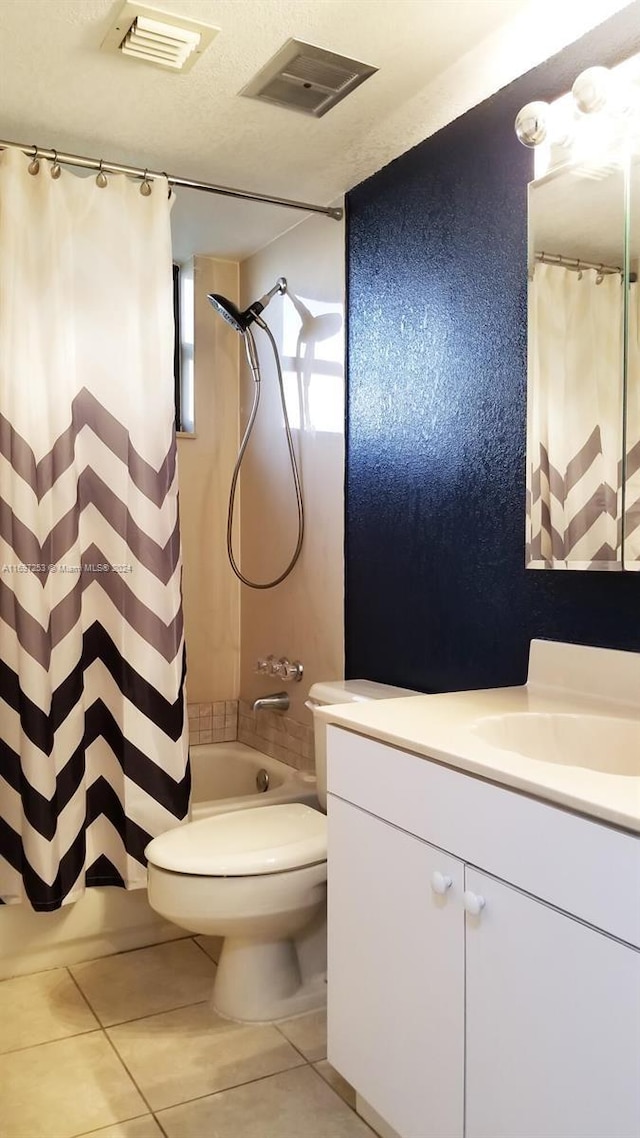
[226,317,304,589]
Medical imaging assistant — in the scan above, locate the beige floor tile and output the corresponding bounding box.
[157,1065,375,1138]
[0,968,98,1054]
[194,934,223,964]
[276,1008,327,1061]
[314,1059,357,1109]
[76,1117,163,1138]
[107,1001,304,1111]
[0,1031,146,1138]
[71,939,216,1026]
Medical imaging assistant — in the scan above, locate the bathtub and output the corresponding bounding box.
[189,740,317,820]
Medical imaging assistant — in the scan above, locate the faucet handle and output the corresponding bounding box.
[255,656,304,682]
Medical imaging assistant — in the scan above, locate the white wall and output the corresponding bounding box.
[178,256,241,703]
[239,208,346,721]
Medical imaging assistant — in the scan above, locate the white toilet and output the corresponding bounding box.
[145,679,417,1023]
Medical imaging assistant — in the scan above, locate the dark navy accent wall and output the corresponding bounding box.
[346,6,640,693]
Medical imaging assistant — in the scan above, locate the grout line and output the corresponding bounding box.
[311,1060,371,1124]
[101,1021,158,1117]
[272,1021,323,1066]
[190,934,221,966]
[2,946,343,1133]
[65,960,208,1033]
[307,1065,375,1138]
[104,999,211,1030]
[67,947,216,1029]
[152,1057,311,1121]
[64,963,98,1016]
[71,1110,153,1137]
[313,1081,377,1133]
[69,934,192,969]
[67,968,158,1118]
[153,1112,171,1138]
[101,999,306,1115]
[0,1023,102,1058]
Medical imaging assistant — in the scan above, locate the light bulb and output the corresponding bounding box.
[514,101,550,147]
[572,67,612,114]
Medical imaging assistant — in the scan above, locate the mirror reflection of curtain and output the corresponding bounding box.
[526,262,623,570]
[625,281,640,568]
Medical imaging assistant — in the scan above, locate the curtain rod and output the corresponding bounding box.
[0,138,343,221]
[534,251,622,276]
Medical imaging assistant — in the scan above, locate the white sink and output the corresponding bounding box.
[471,712,640,777]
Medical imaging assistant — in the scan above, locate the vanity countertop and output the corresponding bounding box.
[317,683,640,833]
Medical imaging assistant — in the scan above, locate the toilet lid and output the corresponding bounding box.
[145,803,327,876]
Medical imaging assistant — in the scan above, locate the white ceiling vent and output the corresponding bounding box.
[241,40,377,118]
[101,2,219,73]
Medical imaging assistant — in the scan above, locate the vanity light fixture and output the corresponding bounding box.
[515,61,639,158]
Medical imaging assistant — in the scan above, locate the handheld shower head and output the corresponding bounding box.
[206,273,304,590]
[207,294,250,334]
[207,277,287,335]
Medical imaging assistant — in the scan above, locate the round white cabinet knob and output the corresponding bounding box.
[431,871,453,895]
[463,890,486,917]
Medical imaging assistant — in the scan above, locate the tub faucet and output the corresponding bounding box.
[251,691,289,712]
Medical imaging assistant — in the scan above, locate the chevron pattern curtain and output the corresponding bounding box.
[0,149,189,911]
[526,262,623,570]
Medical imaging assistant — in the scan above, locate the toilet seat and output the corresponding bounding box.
[145,803,326,877]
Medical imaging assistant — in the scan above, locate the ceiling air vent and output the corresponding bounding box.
[241,40,377,118]
[101,1,219,73]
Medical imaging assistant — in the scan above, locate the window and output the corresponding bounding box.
[173,261,195,434]
[173,263,181,431]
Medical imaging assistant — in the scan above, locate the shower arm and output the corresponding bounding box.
[243,278,287,379]
[245,277,288,328]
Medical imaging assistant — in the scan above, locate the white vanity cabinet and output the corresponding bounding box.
[328,794,465,1138]
[326,726,640,1138]
[464,868,640,1138]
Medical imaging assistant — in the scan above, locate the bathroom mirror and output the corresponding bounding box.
[526,158,628,569]
[625,151,640,569]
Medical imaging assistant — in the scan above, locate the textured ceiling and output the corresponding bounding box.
[0,0,632,259]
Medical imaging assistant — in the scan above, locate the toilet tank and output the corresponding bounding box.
[307,680,419,810]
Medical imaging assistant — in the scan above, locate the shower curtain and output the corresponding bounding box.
[526,262,623,569]
[0,148,189,910]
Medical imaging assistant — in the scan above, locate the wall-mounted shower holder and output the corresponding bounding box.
[255,655,304,682]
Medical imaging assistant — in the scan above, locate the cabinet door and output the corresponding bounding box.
[327,794,464,1138]
[465,868,640,1138]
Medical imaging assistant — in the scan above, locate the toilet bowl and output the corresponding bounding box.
[146,679,418,1023]
[146,803,327,1022]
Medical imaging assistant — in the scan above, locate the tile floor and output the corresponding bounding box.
[0,937,373,1138]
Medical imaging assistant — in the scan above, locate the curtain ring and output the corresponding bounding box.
[50,149,62,180]
[140,169,152,197]
[96,160,108,189]
[162,172,172,200]
[27,145,40,176]
[596,266,605,285]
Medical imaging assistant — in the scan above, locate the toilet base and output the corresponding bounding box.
[212,913,327,1023]
[213,960,326,1024]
